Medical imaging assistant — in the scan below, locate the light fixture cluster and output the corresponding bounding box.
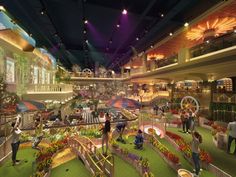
[186,17,236,41]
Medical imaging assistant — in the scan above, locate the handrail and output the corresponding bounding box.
[68,137,103,175]
[68,136,114,177]
[79,136,114,169]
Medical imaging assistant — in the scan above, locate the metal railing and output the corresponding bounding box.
[213,93,236,104]
[27,84,73,93]
[190,32,236,58]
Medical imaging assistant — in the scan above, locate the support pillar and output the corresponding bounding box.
[142,53,147,73]
[230,77,236,92]
[178,48,190,64]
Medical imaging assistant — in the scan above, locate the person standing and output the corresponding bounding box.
[227,121,236,154]
[185,111,190,133]
[11,114,22,166]
[188,111,195,132]
[100,113,111,156]
[191,131,202,177]
[180,110,187,133]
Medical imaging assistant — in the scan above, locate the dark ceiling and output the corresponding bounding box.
[0,0,221,71]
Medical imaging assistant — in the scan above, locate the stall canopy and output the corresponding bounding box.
[107,98,141,109]
[16,100,46,112]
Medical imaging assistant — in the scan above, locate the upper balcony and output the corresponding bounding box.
[124,1,236,81]
[22,84,73,102]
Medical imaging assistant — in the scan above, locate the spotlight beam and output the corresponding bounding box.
[108,0,157,67]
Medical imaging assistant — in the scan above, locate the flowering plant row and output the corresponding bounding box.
[148,136,180,164]
[31,139,68,177]
[111,140,154,176]
[166,131,212,164]
[211,124,227,134]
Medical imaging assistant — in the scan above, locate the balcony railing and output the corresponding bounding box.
[27,84,73,93]
[190,32,236,58]
[155,55,178,68]
[213,93,236,104]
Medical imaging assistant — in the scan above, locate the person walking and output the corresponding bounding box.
[191,131,202,177]
[11,114,22,166]
[227,121,236,154]
[100,113,111,156]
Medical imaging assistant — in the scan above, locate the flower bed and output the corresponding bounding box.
[146,134,181,171]
[31,139,68,177]
[110,140,154,177]
[165,131,212,169]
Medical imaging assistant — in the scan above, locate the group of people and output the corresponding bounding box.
[99,112,144,156]
[180,109,196,133]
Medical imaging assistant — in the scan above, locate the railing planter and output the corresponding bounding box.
[145,134,181,171]
[165,132,232,177]
[147,143,181,171]
[110,145,152,177]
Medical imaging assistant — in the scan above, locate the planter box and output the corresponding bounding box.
[147,143,181,171]
[178,169,194,177]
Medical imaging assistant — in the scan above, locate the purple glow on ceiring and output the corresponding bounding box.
[122,9,127,15]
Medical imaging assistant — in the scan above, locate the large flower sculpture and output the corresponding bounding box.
[186,17,236,41]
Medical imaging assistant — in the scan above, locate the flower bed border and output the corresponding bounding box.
[110,146,153,177]
[165,131,232,177]
[145,134,181,171]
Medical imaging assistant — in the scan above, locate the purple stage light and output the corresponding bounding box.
[122,9,127,15]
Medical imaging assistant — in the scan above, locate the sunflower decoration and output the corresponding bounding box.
[186,17,236,41]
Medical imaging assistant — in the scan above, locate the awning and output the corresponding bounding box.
[16,100,46,112]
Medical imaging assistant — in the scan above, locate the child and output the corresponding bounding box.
[191,131,202,177]
[134,129,144,150]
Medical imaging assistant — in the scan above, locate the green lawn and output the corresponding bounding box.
[167,127,236,176]
[118,136,177,177]
[50,158,91,177]
[0,148,37,177]
[158,136,215,177]
[114,155,140,177]
[98,148,140,177]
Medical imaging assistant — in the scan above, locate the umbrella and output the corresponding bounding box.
[16,100,46,112]
[107,98,141,109]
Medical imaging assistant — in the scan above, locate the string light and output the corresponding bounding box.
[169,32,173,36]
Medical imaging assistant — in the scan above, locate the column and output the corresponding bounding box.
[142,53,147,73]
[121,66,124,78]
[150,60,156,71]
[230,77,236,92]
[178,48,190,64]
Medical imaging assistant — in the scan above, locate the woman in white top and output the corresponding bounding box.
[191,131,202,177]
[11,114,22,166]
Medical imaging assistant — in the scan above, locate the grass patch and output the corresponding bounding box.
[0,148,37,177]
[51,158,91,177]
[167,127,236,176]
[118,136,176,177]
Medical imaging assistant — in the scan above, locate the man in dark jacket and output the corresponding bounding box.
[100,113,110,156]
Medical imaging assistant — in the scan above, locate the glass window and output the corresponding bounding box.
[42,68,46,84]
[33,66,38,84]
[6,58,15,83]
